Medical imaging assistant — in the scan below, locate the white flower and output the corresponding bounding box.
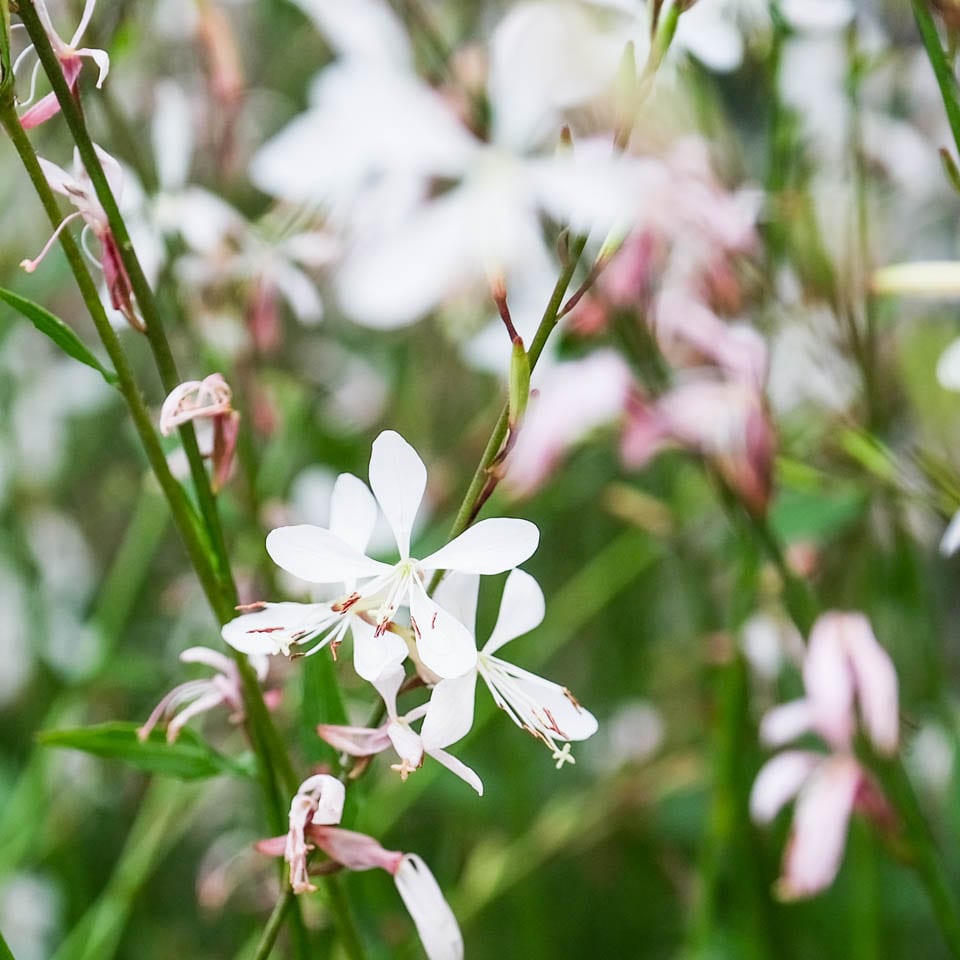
[266,431,539,679]
[427,569,598,767]
[223,473,407,681]
[318,662,483,794]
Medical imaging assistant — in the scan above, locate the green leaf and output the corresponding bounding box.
[0,287,119,387]
[37,722,250,780]
[769,487,867,545]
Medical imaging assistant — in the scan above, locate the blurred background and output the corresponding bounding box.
[4,1,960,958]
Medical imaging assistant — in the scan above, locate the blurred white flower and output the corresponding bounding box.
[0,873,61,960]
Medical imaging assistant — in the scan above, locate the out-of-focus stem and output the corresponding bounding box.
[914,0,960,159]
[252,889,295,960]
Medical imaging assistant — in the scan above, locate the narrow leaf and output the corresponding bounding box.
[37,722,250,780]
[0,286,119,386]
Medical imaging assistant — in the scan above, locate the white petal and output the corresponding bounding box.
[394,855,464,960]
[369,430,426,559]
[781,755,861,899]
[804,614,856,749]
[484,568,546,655]
[941,510,960,557]
[292,0,412,68]
[351,617,407,683]
[431,572,480,636]
[266,524,387,584]
[759,700,815,748]
[37,157,78,198]
[373,662,407,719]
[840,614,899,756]
[938,339,960,391]
[421,518,539,575]
[428,747,484,796]
[780,0,854,32]
[271,260,324,325]
[675,4,743,73]
[329,472,379,556]
[420,674,477,750]
[221,602,332,656]
[152,80,193,192]
[388,721,425,766]
[297,773,345,826]
[409,582,478,680]
[749,751,820,824]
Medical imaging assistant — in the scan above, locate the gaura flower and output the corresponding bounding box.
[265,430,539,679]
[428,569,597,768]
[137,646,268,743]
[15,0,110,129]
[159,373,240,491]
[750,612,899,899]
[222,473,407,681]
[21,146,141,330]
[259,772,463,960]
[318,661,483,794]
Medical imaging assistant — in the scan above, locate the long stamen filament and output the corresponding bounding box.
[20,210,85,272]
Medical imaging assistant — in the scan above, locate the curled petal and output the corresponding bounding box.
[420,518,540,575]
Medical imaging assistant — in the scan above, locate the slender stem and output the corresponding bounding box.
[914,0,960,160]
[252,889,295,960]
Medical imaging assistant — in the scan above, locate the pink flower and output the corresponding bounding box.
[137,647,268,743]
[258,773,464,960]
[159,374,240,491]
[20,146,141,330]
[16,0,110,129]
[750,612,900,898]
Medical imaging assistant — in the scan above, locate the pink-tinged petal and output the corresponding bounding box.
[317,722,391,756]
[266,524,388,584]
[421,518,540,575]
[432,573,480,636]
[351,617,407,682]
[368,430,426,559]
[221,602,331,656]
[484,568,545,655]
[36,156,78,197]
[180,646,234,674]
[759,700,815,748]
[409,582,478,680]
[329,472,379,556]
[388,721,424,767]
[749,751,820,824]
[420,674,477,750]
[19,92,62,129]
[840,614,899,756]
[166,688,227,742]
[780,755,862,900]
[428,747,483,796]
[394,854,464,960]
[76,47,110,86]
[255,835,288,857]
[310,826,404,874]
[804,614,856,750]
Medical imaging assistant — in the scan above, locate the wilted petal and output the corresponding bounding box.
[317,722,391,756]
[749,750,820,824]
[780,755,862,899]
[369,430,427,559]
[409,581,478,679]
[421,673,477,751]
[394,854,464,960]
[311,825,405,873]
[296,773,346,826]
[421,518,540,575]
[266,524,388,584]
[484,568,546,655]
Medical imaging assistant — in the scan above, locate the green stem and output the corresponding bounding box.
[325,876,367,960]
[913,0,960,160]
[252,889,295,960]
[17,0,232,600]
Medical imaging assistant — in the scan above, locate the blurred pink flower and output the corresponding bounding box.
[16,0,110,129]
[259,771,464,959]
[138,646,268,743]
[750,612,899,899]
[159,374,239,491]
